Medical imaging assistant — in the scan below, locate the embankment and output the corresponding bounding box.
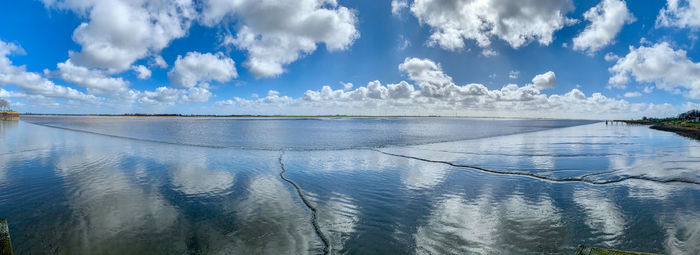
[650,125,700,140]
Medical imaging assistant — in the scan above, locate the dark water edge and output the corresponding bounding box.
[0,118,698,254]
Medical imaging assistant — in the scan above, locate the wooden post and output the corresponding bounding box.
[0,219,12,255]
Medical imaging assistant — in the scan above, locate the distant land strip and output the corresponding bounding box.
[18,113,594,120]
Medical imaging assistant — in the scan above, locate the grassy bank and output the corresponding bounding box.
[650,125,700,140]
[624,110,700,140]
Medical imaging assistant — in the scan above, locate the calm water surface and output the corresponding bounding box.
[1,116,698,254]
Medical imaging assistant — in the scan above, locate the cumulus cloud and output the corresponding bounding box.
[55,60,130,94]
[481,49,498,57]
[604,52,620,61]
[656,0,700,29]
[573,0,635,54]
[409,0,577,50]
[531,71,557,90]
[138,86,181,105]
[203,0,359,78]
[151,55,168,69]
[341,82,354,90]
[624,91,642,98]
[136,86,213,105]
[0,89,27,99]
[168,52,237,88]
[43,0,196,71]
[214,57,677,119]
[0,40,98,102]
[181,87,212,103]
[399,57,450,83]
[132,65,151,80]
[392,0,409,16]
[0,40,217,111]
[609,42,700,98]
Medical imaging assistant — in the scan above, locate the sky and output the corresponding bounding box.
[0,0,699,119]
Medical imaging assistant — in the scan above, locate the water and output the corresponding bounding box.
[1,116,698,254]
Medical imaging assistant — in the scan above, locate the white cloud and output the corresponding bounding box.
[151,55,168,69]
[132,86,214,105]
[409,0,577,50]
[341,81,353,90]
[43,0,196,71]
[399,57,452,85]
[204,0,359,78]
[573,0,635,54]
[55,60,130,94]
[604,52,620,61]
[214,57,678,119]
[609,42,700,98]
[1,40,221,111]
[181,87,212,103]
[132,65,151,80]
[392,0,409,16]
[509,70,519,79]
[267,90,280,97]
[644,86,654,93]
[0,40,98,102]
[398,37,411,51]
[481,49,498,57]
[138,86,181,105]
[624,91,642,98]
[0,88,27,98]
[656,0,700,29]
[167,52,237,88]
[531,71,557,90]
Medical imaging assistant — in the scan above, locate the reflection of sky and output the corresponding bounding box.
[2,120,700,253]
[167,151,235,196]
[310,191,359,253]
[415,192,564,254]
[385,122,700,184]
[573,188,625,246]
[54,145,181,253]
[401,160,451,190]
[223,174,318,254]
[663,213,700,255]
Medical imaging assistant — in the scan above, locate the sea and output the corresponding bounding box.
[0,116,698,254]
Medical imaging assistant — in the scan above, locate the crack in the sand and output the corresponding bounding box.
[372,149,700,186]
[278,151,330,255]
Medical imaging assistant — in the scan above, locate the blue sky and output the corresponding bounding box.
[0,0,699,118]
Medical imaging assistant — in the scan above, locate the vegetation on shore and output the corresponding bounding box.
[633,109,700,128]
[621,110,700,140]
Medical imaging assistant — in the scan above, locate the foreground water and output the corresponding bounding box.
[1,116,698,254]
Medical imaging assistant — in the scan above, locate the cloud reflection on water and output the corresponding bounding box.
[414,191,564,254]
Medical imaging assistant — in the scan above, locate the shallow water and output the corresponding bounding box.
[1,117,698,254]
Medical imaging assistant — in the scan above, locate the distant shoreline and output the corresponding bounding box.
[650,125,700,140]
[18,113,599,121]
[617,120,700,140]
